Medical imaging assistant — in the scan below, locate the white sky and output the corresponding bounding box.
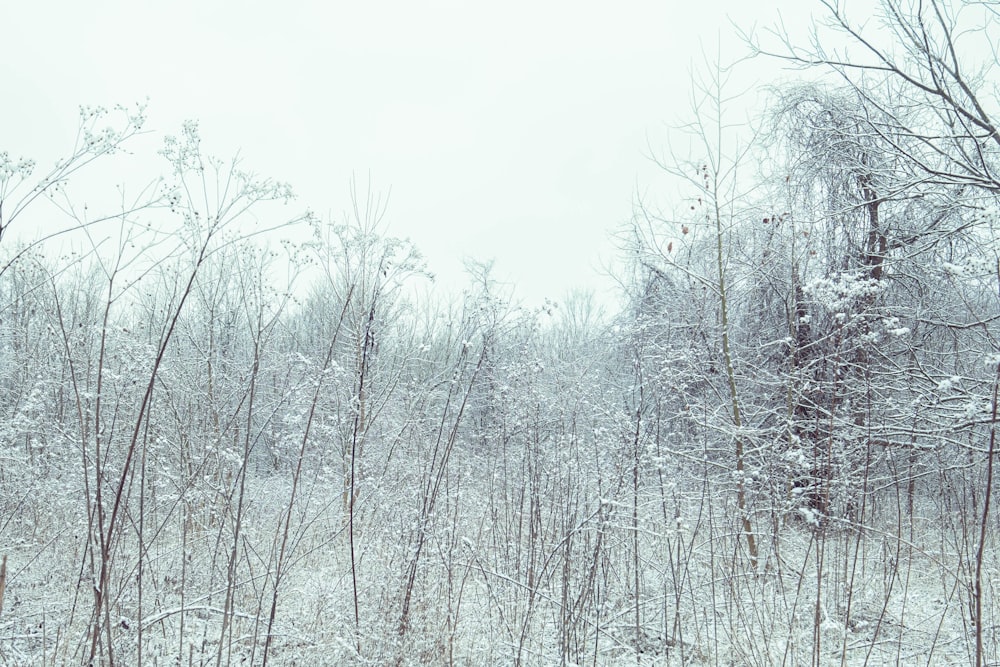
[2,0,815,307]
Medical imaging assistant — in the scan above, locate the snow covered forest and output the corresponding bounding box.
[2,1,1000,665]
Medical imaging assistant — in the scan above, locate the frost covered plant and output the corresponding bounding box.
[160,120,205,175]
[938,255,997,279]
[0,152,36,183]
[880,316,909,338]
[0,101,148,251]
[802,272,881,314]
[75,102,147,156]
[159,121,305,250]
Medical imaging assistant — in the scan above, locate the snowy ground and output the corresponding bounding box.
[1,469,995,666]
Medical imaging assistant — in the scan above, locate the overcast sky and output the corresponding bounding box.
[2,1,816,307]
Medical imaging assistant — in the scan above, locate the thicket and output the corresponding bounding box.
[1,2,999,665]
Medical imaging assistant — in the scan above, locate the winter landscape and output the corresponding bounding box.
[2,1,1000,665]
